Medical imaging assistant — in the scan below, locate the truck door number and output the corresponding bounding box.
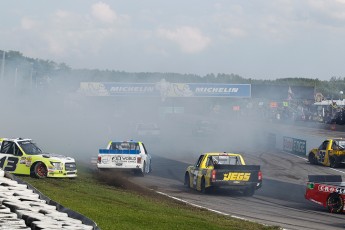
[0,156,19,171]
[318,151,325,162]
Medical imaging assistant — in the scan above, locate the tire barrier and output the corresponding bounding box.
[0,169,99,230]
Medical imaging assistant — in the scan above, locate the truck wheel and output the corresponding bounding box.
[243,187,255,196]
[327,193,343,213]
[141,161,146,176]
[32,162,47,178]
[200,178,206,194]
[329,156,338,168]
[308,153,317,165]
[184,173,190,188]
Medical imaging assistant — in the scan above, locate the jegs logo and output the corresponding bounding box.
[223,172,251,181]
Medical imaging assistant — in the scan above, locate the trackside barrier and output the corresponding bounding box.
[266,127,325,157]
[282,136,306,156]
[0,169,100,230]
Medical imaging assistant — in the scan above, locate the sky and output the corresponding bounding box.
[1,0,345,80]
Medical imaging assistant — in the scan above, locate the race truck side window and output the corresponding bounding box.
[13,144,23,156]
[319,141,328,150]
[0,141,14,154]
[195,155,204,168]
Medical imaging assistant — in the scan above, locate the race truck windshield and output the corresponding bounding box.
[18,141,43,155]
[212,155,242,165]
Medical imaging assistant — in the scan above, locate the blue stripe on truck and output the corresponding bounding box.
[99,149,140,154]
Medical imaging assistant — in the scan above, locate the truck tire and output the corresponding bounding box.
[243,187,255,196]
[137,161,146,177]
[32,162,47,178]
[327,193,343,213]
[200,178,206,194]
[308,153,317,165]
[184,173,190,188]
[329,156,338,168]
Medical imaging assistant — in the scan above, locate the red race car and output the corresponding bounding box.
[305,175,345,213]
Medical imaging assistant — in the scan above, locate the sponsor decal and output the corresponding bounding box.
[317,185,345,194]
[20,157,26,164]
[25,157,32,167]
[223,172,251,181]
[111,156,136,163]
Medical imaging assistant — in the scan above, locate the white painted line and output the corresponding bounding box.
[155,191,230,216]
[329,168,345,174]
[282,151,345,175]
[155,190,289,230]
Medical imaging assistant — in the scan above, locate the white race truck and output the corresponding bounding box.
[96,141,151,175]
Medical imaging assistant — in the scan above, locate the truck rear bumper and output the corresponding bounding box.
[210,181,262,190]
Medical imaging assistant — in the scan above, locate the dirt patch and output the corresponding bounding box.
[93,169,161,197]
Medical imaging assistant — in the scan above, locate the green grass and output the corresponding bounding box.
[17,164,280,230]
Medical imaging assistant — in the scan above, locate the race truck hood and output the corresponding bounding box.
[40,153,76,162]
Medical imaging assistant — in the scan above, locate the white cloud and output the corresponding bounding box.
[91,2,117,23]
[157,26,211,53]
[21,17,38,30]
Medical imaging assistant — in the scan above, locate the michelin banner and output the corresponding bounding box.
[79,81,251,98]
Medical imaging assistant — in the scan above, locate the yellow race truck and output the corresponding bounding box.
[184,152,262,196]
[307,138,345,168]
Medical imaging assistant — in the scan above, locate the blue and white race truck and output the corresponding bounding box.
[97,141,151,175]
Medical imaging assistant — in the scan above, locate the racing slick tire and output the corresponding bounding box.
[308,153,317,165]
[327,193,344,213]
[200,177,207,194]
[31,162,47,179]
[184,173,190,188]
[134,161,146,176]
[329,156,338,168]
[243,187,255,196]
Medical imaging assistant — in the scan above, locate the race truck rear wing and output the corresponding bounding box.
[308,175,342,183]
[99,149,140,154]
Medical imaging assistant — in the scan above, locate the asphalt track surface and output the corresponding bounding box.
[131,122,345,230]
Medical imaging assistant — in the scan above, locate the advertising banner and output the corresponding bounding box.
[283,136,306,156]
[79,81,251,98]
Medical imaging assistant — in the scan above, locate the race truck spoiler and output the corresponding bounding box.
[99,149,140,154]
[305,175,345,213]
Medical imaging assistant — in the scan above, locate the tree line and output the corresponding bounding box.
[1,50,344,100]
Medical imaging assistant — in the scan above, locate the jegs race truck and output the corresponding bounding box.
[184,153,262,196]
[97,141,151,175]
[305,175,345,213]
[0,138,77,178]
[307,138,345,168]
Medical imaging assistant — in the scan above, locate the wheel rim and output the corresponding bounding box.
[36,163,47,177]
[328,194,343,213]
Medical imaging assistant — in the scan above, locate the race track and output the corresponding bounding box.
[131,122,345,230]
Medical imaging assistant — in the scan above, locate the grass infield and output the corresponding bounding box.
[17,163,280,230]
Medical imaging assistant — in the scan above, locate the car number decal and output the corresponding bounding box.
[0,156,19,172]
